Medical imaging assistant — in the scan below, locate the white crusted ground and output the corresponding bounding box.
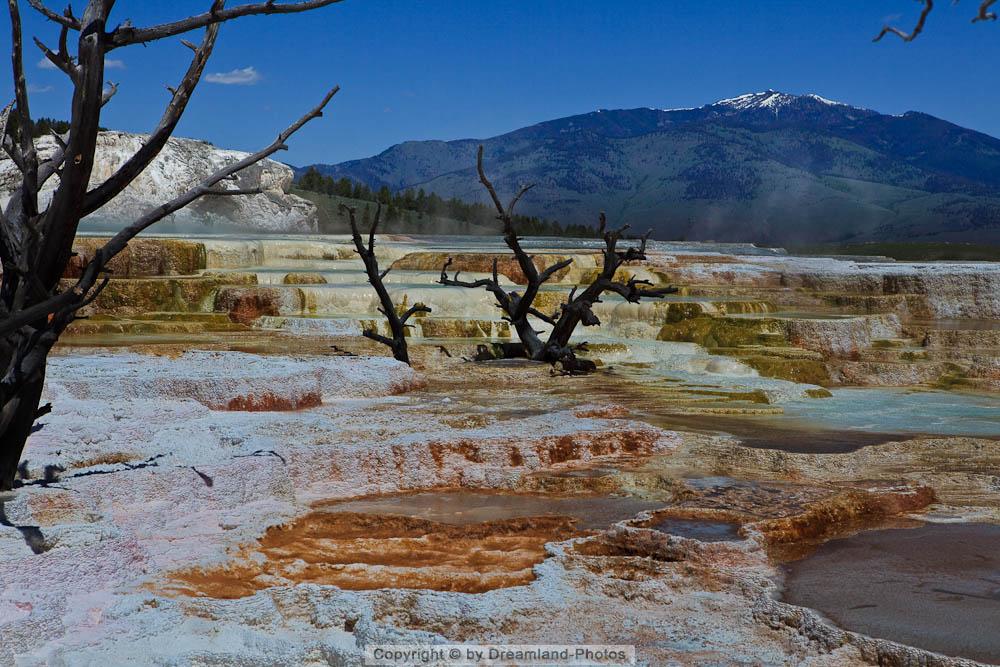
[1,351,705,665]
[0,351,986,666]
[44,350,421,408]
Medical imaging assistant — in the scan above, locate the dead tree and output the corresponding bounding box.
[440,145,676,369]
[341,202,430,365]
[0,0,342,491]
[875,0,997,41]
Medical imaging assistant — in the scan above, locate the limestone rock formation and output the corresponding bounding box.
[0,131,318,233]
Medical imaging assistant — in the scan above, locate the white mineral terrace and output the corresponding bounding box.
[1,233,998,665]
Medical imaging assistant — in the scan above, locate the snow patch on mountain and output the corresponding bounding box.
[712,90,850,112]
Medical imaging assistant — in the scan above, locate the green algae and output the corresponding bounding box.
[933,363,974,390]
[805,388,834,398]
[78,276,241,315]
[742,356,832,386]
[685,388,771,404]
[657,316,785,348]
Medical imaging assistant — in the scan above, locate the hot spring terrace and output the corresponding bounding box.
[63,232,1000,399]
[2,232,998,664]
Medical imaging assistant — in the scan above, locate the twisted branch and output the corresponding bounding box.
[26,0,80,29]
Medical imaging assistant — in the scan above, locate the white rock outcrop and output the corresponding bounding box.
[0,131,317,232]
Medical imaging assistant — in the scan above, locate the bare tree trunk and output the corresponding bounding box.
[341,203,430,365]
[0,373,44,491]
[441,146,676,370]
[0,0,341,489]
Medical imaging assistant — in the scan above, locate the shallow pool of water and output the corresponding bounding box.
[781,388,1000,438]
[650,517,742,542]
[782,523,1000,663]
[320,491,665,531]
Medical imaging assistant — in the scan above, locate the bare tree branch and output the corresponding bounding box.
[108,0,345,48]
[438,257,512,310]
[1,0,347,491]
[0,101,13,146]
[874,0,934,41]
[538,258,574,283]
[973,0,998,21]
[26,0,80,30]
[98,85,338,260]
[0,86,337,340]
[874,0,999,40]
[400,303,431,324]
[8,0,40,217]
[83,13,222,215]
[101,81,118,106]
[506,183,534,218]
[32,34,77,81]
[476,144,507,220]
[204,186,264,196]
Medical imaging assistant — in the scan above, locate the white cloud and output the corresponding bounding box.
[40,57,123,70]
[205,66,261,86]
[28,84,53,94]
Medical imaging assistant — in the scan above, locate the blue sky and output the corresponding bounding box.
[4,1,1000,165]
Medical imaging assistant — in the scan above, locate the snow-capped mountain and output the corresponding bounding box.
[300,92,1000,244]
[712,90,847,111]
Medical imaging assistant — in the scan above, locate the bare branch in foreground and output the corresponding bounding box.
[108,0,346,48]
[25,0,80,30]
[83,14,224,215]
[99,86,339,260]
[0,86,339,340]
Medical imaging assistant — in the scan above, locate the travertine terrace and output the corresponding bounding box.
[1,234,997,665]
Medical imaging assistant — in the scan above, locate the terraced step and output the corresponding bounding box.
[920,329,1000,349]
[65,314,249,336]
[252,315,513,340]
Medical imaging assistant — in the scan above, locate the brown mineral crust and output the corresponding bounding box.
[573,405,631,419]
[164,512,581,598]
[224,391,322,412]
[217,290,283,325]
[754,486,935,548]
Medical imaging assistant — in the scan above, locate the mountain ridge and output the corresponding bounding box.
[297,91,1000,244]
